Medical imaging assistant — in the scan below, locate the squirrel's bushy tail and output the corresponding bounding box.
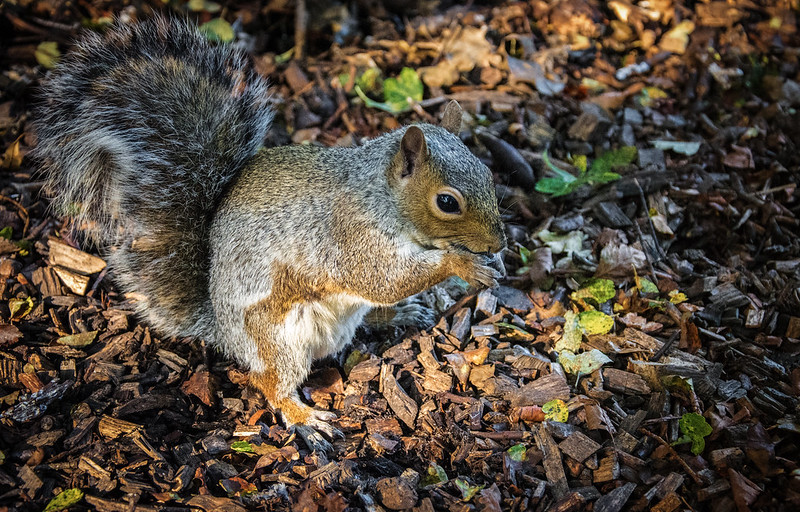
[35,16,273,339]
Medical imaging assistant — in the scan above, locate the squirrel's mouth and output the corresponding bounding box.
[451,243,492,256]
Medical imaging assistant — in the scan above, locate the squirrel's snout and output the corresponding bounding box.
[488,227,507,254]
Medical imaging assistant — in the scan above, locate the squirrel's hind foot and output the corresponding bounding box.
[278,397,343,453]
[390,300,438,329]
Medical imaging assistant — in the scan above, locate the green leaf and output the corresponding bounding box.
[420,463,448,487]
[506,443,527,462]
[591,146,637,174]
[35,42,60,69]
[543,399,569,422]
[571,278,615,304]
[0,226,11,239]
[669,290,688,304]
[559,349,612,375]
[354,85,397,113]
[275,47,294,64]
[56,331,98,348]
[519,246,531,265]
[542,150,577,182]
[555,311,582,352]
[586,170,621,185]
[661,375,695,395]
[676,412,713,455]
[454,478,484,501]
[357,67,382,92]
[356,67,422,114]
[535,177,573,196]
[16,238,32,257]
[43,488,84,512]
[572,154,588,173]
[383,67,423,110]
[199,18,234,43]
[577,310,614,335]
[231,441,256,453]
[636,277,659,294]
[344,349,368,376]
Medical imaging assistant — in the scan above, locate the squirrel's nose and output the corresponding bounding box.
[489,229,507,254]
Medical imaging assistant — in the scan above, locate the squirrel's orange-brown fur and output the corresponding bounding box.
[35,16,506,450]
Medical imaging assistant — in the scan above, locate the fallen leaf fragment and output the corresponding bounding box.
[559,349,612,375]
[43,488,84,512]
[56,331,98,348]
[543,398,569,422]
[651,140,701,155]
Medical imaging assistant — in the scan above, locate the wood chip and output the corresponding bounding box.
[558,432,602,463]
[97,415,141,439]
[594,482,636,512]
[507,371,570,406]
[475,288,498,317]
[48,238,107,274]
[380,363,418,429]
[534,425,569,500]
[450,307,472,342]
[593,453,620,483]
[53,266,90,295]
[603,368,651,394]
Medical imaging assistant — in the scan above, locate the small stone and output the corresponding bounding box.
[781,79,800,107]
[493,286,534,312]
[200,434,229,456]
[550,213,584,233]
[637,148,666,171]
[623,108,643,125]
[620,124,636,147]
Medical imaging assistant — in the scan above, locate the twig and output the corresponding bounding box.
[0,195,30,237]
[294,0,307,61]
[650,331,680,362]
[471,430,530,441]
[639,427,705,485]
[634,177,667,261]
[632,213,659,285]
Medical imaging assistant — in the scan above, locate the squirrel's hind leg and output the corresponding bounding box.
[249,369,343,453]
[244,299,346,452]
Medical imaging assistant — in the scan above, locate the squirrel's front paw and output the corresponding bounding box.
[458,252,504,289]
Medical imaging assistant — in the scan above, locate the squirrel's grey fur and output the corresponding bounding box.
[34,16,273,339]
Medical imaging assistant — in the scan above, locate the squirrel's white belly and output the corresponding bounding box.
[282,293,372,360]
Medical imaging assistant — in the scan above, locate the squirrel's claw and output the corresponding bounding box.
[470,255,504,289]
[295,424,333,453]
[286,409,342,453]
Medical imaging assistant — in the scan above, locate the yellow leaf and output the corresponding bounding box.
[543,399,569,422]
[35,41,60,69]
[9,297,34,321]
[669,290,688,304]
[1,136,23,170]
[578,310,614,335]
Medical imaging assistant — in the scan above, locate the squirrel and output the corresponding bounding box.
[34,16,506,450]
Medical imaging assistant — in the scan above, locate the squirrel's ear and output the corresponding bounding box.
[400,126,428,178]
[441,100,463,135]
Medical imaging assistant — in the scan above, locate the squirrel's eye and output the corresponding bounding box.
[436,193,461,214]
